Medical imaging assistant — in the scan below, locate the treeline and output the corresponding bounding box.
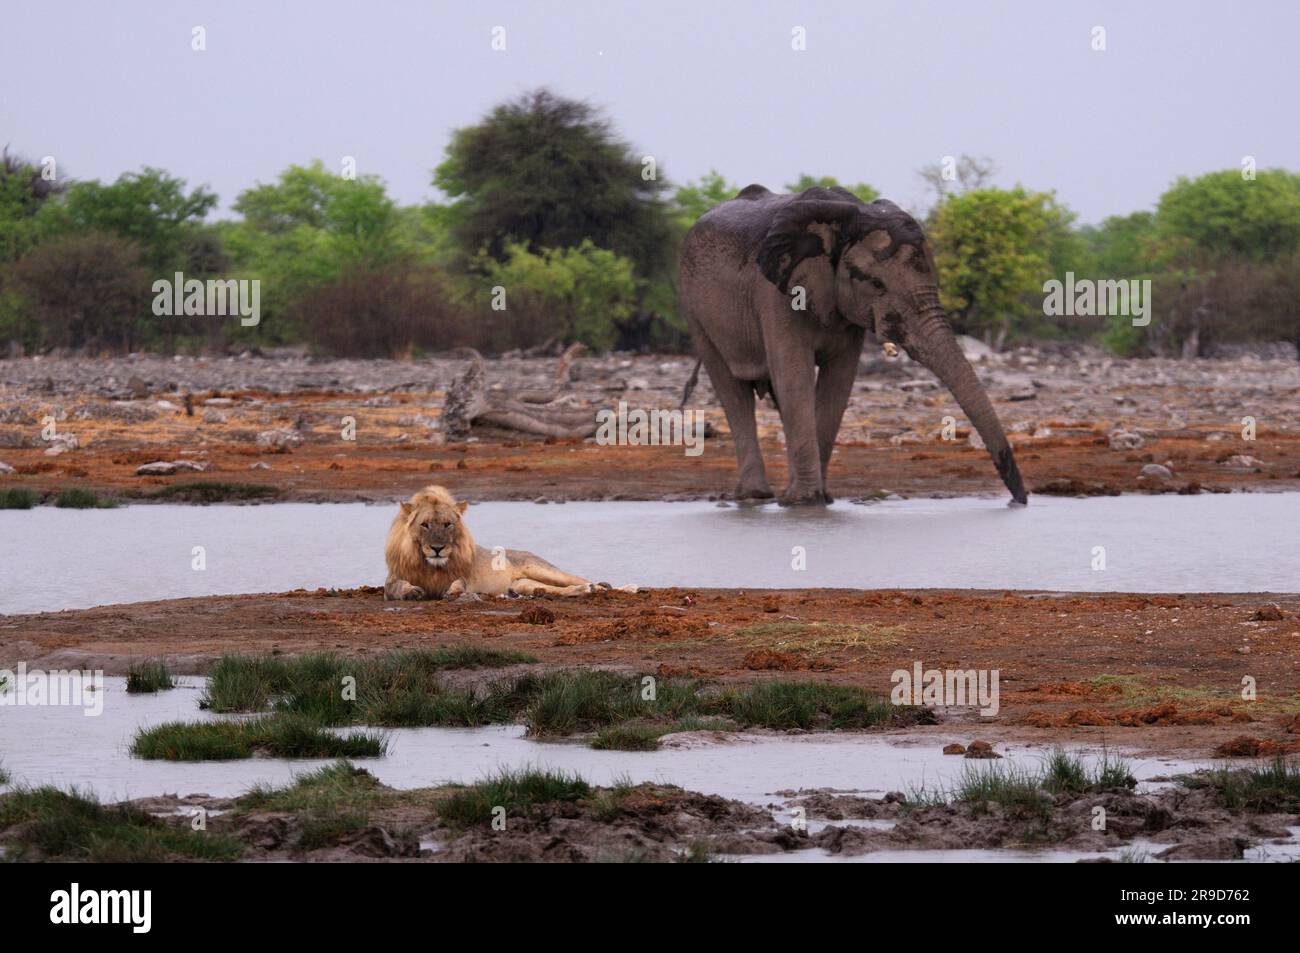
[2,87,1297,359]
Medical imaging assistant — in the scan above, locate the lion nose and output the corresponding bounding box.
[431,545,444,555]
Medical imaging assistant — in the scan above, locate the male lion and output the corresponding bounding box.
[384,485,631,600]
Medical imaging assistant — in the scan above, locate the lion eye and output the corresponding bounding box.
[443,522,452,529]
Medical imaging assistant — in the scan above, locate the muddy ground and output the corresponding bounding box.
[5,587,1299,761]
[11,768,1284,863]
[2,348,1298,502]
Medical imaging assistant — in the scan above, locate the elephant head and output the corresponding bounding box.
[755,187,1027,504]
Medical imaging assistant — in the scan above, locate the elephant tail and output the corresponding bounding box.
[679,359,702,409]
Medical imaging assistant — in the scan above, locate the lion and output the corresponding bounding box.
[384,485,635,600]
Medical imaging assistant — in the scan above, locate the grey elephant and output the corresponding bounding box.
[679,185,1027,506]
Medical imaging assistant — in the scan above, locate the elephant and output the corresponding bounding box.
[679,184,1027,506]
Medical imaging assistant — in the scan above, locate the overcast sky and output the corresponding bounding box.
[3,0,1296,224]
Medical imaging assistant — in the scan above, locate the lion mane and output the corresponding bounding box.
[384,485,477,598]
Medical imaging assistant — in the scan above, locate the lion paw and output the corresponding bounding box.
[401,584,426,600]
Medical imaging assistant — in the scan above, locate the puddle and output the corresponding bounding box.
[1,676,1258,863]
[3,493,1298,614]
[0,679,1204,803]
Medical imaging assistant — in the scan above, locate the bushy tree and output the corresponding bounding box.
[475,240,638,350]
[0,148,67,262]
[1155,168,1300,264]
[785,174,879,203]
[1077,211,1157,277]
[674,170,739,225]
[9,232,149,353]
[39,168,216,273]
[434,89,674,279]
[226,161,411,340]
[928,186,1070,342]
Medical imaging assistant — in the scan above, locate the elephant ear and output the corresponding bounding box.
[756,191,864,324]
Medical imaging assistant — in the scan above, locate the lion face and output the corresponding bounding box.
[406,498,468,567]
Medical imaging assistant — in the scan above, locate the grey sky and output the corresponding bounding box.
[3,0,1296,224]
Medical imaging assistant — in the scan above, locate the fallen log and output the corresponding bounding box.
[442,344,597,440]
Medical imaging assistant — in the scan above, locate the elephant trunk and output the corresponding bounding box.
[904,297,1028,504]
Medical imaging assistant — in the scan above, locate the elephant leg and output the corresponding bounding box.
[769,350,826,505]
[693,331,772,499]
[815,331,865,497]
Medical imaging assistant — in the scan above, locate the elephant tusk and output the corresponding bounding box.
[882,342,899,357]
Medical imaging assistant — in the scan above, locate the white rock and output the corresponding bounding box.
[1222,455,1263,470]
[1108,430,1144,451]
[1139,464,1173,479]
[135,460,207,476]
[43,433,79,455]
[256,429,303,448]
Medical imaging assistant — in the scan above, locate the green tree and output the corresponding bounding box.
[476,240,638,350]
[785,174,879,203]
[39,168,216,273]
[674,170,740,225]
[226,161,410,340]
[0,149,66,262]
[1155,168,1300,264]
[1077,211,1157,277]
[929,186,1069,342]
[434,88,674,279]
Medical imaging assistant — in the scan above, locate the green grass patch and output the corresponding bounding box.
[241,761,386,850]
[130,714,387,761]
[952,762,1054,821]
[139,481,281,503]
[523,671,916,737]
[200,652,920,745]
[0,488,38,509]
[1042,746,1136,794]
[907,748,1137,828]
[1181,757,1300,812]
[716,680,908,730]
[201,648,537,726]
[126,659,174,694]
[591,723,664,751]
[0,786,243,862]
[53,488,118,509]
[437,767,590,827]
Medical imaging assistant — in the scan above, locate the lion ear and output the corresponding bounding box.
[399,502,413,517]
[455,500,469,515]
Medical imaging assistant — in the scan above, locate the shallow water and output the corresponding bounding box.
[2,493,1298,614]
[0,681,1201,803]
[3,677,1288,863]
